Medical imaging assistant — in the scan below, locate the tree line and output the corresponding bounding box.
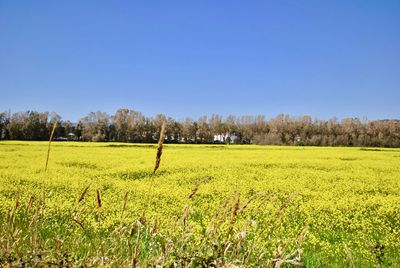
[0,109,399,147]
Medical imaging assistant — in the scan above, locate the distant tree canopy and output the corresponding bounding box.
[0,110,399,147]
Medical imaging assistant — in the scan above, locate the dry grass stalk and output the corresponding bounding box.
[151,217,158,236]
[153,123,166,174]
[129,221,137,238]
[73,218,85,230]
[179,205,190,225]
[244,193,296,264]
[131,221,142,268]
[297,225,308,246]
[30,201,43,226]
[14,193,20,210]
[275,192,297,216]
[265,193,298,239]
[272,247,304,267]
[121,192,128,217]
[78,185,90,203]
[10,194,20,226]
[188,176,210,199]
[224,194,241,251]
[272,225,308,268]
[232,221,249,258]
[26,195,34,213]
[141,124,166,221]
[344,243,355,268]
[96,189,102,208]
[44,119,57,172]
[231,194,240,219]
[238,193,258,213]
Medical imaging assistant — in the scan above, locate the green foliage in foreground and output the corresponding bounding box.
[0,141,400,267]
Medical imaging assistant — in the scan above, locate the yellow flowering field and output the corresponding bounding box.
[0,141,400,267]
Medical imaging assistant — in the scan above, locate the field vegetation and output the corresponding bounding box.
[0,141,400,267]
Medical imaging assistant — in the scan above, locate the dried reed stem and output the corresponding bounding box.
[141,123,166,219]
[44,119,57,172]
[231,195,240,219]
[14,193,20,210]
[188,176,210,199]
[179,205,190,225]
[226,194,240,239]
[96,189,102,208]
[275,192,297,216]
[73,218,85,230]
[121,192,128,218]
[131,221,142,268]
[153,124,166,174]
[123,192,128,211]
[26,195,34,213]
[78,185,90,203]
[297,225,308,246]
[238,193,258,213]
[151,218,158,236]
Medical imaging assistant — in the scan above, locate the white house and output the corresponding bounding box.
[213,133,238,143]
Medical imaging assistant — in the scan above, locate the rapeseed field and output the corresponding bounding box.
[0,141,399,267]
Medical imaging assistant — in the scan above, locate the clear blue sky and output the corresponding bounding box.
[1,1,399,122]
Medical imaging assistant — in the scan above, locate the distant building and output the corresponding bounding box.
[294,135,304,146]
[213,133,238,144]
[67,133,77,141]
